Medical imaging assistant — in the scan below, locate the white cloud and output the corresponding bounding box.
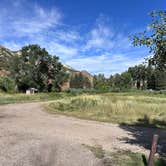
[54,29,81,42]
[0,2,149,76]
[0,2,79,60]
[85,16,114,50]
[1,42,23,51]
[0,3,61,39]
[12,6,61,37]
[65,52,146,77]
[46,42,78,60]
[85,14,131,52]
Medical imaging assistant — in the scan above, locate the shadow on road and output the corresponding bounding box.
[119,124,166,157]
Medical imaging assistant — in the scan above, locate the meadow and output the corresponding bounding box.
[1,91,166,165]
[0,92,72,105]
[1,91,166,129]
[45,92,166,129]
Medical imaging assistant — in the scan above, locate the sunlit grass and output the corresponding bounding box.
[46,93,166,129]
[0,92,72,105]
[84,145,166,166]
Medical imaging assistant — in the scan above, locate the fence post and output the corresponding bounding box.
[148,134,159,166]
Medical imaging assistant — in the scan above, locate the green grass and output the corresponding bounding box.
[1,92,166,128]
[45,93,166,129]
[83,145,105,159]
[83,145,166,166]
[0,92,73,105]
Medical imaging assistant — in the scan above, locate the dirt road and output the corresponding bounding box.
[0,102,165,166]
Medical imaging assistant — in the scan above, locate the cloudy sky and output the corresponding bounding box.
[0,0,165,76]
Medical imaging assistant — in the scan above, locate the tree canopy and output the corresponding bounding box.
[132,11,166,90]
[2,45,68,92]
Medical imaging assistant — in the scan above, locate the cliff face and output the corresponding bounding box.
[80,70,93,87]
[60,70,94,91]
[0,46,14,76]
[0,46,17,57]
[0,46,94,91]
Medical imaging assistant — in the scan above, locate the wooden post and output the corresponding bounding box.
[148,134,159,166]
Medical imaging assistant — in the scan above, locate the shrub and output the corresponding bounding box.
[67,88,84,96]
[0,77,16,93]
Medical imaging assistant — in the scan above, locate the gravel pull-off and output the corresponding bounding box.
[0,102,165,166]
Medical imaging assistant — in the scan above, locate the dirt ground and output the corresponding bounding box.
[0,102,165,166]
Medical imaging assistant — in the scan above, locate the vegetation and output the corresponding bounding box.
[0,9,165,165]
[93,74,110,92]
[84,145,166,166]
[93,11,166,92]
[132,11,166,90]
[83,145,105,159]
[70,73,92,89]
[0,11,165,93]
[0,76,16,93]
[0,92,73,105]
[46,93,166,129]
[1,45,68,92]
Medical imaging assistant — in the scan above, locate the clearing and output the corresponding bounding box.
[0,101,165,165]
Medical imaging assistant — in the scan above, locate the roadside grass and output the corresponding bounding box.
[83,145,166,166]
[45,93,166,129]
[0,92,73,105]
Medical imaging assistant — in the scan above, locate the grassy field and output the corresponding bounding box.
[0,92,73,105]
[1,91,166,129]
[1,92,166,164]
[45,93,166,129]
[83,145,166,166]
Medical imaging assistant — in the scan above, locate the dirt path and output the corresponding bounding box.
[0,102,165,166]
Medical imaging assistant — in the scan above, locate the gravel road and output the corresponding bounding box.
[0,102,165,166]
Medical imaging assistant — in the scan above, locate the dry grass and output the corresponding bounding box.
[83,145,166,166]
[46,93,166,129]
[0,92,72,105]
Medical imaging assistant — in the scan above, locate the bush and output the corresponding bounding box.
[67,88,97,95]
[67,88,84,96]
[0,77,16,93]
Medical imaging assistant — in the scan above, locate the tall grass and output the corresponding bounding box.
[46,94,166,129]
[0,92,73,105]
[84,145,166,166]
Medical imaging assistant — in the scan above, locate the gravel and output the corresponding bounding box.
[0,102,165,166]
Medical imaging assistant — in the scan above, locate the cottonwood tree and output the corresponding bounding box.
[93,74,110,92]
[132,11,166,90]
[7,45,68,92]
[128,65,147,89]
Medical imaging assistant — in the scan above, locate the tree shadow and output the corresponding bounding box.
[134,115,166,129]
[119,124,166,157]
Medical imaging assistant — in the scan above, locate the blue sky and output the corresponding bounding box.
[0,0,166,76]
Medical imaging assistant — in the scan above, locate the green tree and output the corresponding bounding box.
[4,44,68,92]
[128,65,147,89]
[132,11,166,90]
[113,74,123,89]
[120,71,132,89]
[0,77,16,92]
[146,64,156,90]
[70,73,91,89]
[155,69,166,90]
[93,74,110,92]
